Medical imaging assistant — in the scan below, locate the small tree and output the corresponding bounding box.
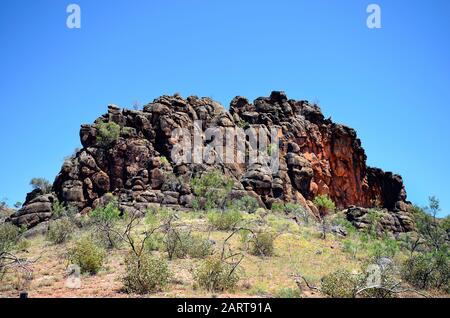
[313,195,336,217]
[30,178,52,194]
[413,197,447,252]
[96,121,121,148]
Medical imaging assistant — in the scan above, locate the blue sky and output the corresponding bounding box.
[0,0,449,216]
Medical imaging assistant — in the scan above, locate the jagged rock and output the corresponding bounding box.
[344,206,414,234]
[11,91,414,231]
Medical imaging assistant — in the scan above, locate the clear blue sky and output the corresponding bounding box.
[0,0,449,216]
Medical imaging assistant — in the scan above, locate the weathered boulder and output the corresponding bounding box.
[9,190,56,228]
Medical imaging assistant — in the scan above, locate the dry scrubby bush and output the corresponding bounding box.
[250,231,276,257]
[228,196,259,214]
[271,202,311,225]
[88,201,122,248]
[0,223,21,253]
[194,256,241,292]
[146,223,213,260]
[320,263,407,298]
[240,228,277,257]
[320,269,362,298]
[0,223,22,280]
[402,249,449,292]
[67,235,105,274]
[122,252,171,294]
[46,218,75,244]
[185,234,214,259]
[0,223,33,289]
[146,207,213,259]
[207,209,242,231]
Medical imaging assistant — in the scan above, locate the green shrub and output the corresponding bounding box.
[162,229,214,260]
[46,218,75,244]
[366,209,384,236]
[271,203,285,214]
[187,234,214,259]
[159,156,170,165]
[321,269,362,298]
[285,203,310,224]
[145,232,164,252]
[191,170,234,210]
[0,223,26,281]
[332,215,357,236]
[89,202,122,248]
[274,287,301,298]
[52,201,78,220]
[194,256,240,292]
[163,229,190,260]
[402,249,449,292]
[207,210,242,231]
[248,230,276,257]
[367,236,399,261]
[122,252,171,294]
[0,223,21,253]
[313,195,336,216]
[67,235,105,275]
[96,121,121,148]
[342,239,360,259]
[412,201,447,251]
[228,196,259,214]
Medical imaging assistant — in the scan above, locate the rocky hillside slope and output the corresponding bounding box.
[9,91,414,233]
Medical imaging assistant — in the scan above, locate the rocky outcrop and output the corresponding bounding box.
[9,189,56,228]
[344,206,415,235]
[9,91,414,233]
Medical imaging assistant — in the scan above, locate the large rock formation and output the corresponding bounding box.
[9,91,414,233]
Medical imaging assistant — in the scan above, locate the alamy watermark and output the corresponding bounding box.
[65,264,81,289]
[367,4,382,29]
[170,121,281,174]
[66,4,81,29]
